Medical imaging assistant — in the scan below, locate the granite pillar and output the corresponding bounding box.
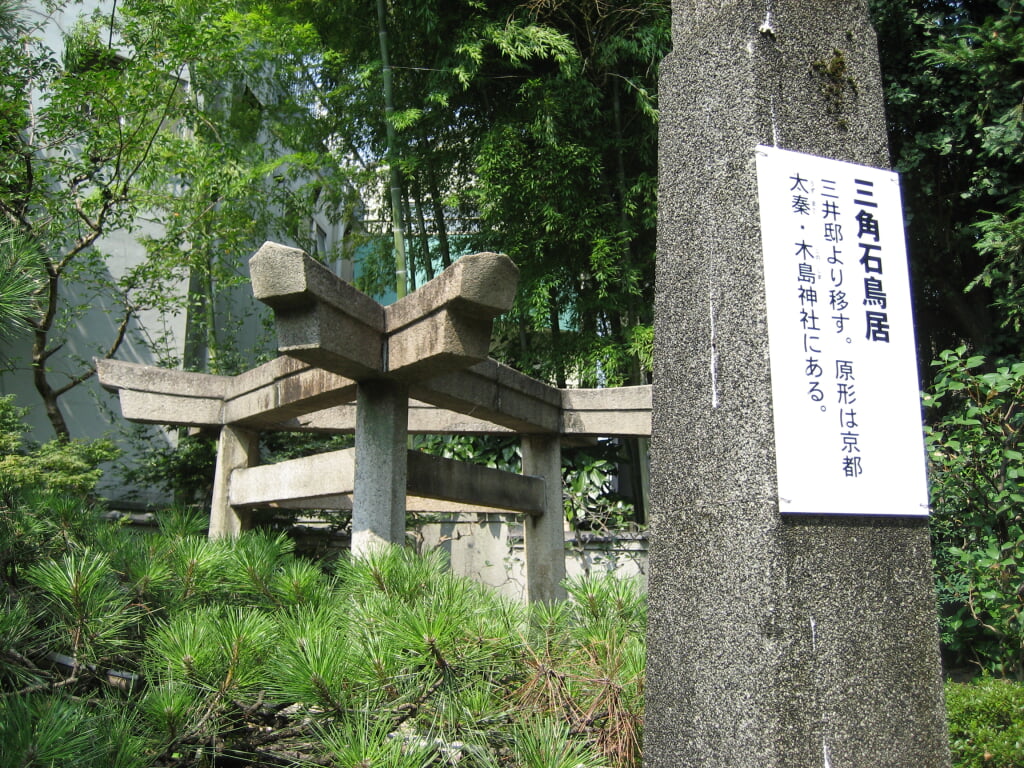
[646,1,950,766]
[209,425,259,539]
[521,435,568,603]
[353,380,409,552]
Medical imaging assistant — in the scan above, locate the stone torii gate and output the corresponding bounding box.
[99,242,651,603]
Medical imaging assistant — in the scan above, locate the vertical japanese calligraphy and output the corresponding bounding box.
[755,145,929,516]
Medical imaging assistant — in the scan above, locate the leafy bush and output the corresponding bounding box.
[946,678,1024,768]
[118,431,218,506]
[0,395,119,499]
[0,501,646,768]
[925,348,1024,677]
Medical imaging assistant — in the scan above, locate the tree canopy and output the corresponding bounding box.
[871,0,1024,358]
[0,0,340,437]
[289,0,667,387]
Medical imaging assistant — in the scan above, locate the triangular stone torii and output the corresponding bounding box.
[99,243,653,603]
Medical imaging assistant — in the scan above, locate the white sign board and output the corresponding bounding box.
[755,145,929,516]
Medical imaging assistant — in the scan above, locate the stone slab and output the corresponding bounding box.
[411,360,562,434]
[250,242,385,378]
[230,447,356,508]
[407,451,545,515]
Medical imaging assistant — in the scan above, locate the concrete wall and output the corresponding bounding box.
[415,514,648,602]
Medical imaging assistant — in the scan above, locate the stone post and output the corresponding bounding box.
[647,2,950,767]
[209,425,259,539]
[353,380,409,553]
[521,435,567,603]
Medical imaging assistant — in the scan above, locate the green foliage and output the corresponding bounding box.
[946,678,1024,768]
[925,347,1024,677]
[0,395,119,499]
[0,488,645,768]
[119,432,218,506]
[295,0,667,386]
[870,0,1024,353]
[1,0,349,436]
[562,445,636,531]
[0,221,45,340]
[0,694,148,768]
[25,550,142,669]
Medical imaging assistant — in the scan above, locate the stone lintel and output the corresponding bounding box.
[225,364,356,426]
[284,402,511,434]
[409,360,562,434]
[99,357,650,437]
[249,241,382,325]
[287,389,653,437]
[560,386,652,436]
[223,356,310,398]
[250,243,518,382]
[385,252,518,330]
[227,446,544,515]
[407,451,544,516]
[384,253,518,376]
[118,390,223,427]
[96,358,227,398]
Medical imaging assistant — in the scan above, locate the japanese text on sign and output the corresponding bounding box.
[755,145,928,516]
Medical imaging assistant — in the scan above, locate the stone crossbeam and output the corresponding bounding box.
[406,451,545,516]
[249,244,385,379]
[408,360,562,434]
[97,356,357,429]
[229,448,544,516]
[230,447,355,509]
[100,358,650,436]
[285,387,652,436]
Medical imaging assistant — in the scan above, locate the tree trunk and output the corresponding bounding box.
[412,178,435,281]
[427,173,452,269]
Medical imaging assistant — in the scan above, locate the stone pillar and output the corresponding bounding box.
[209,425,259,539]
[353,380,409,553]
[521,435,567,603]
[647,2,950,767]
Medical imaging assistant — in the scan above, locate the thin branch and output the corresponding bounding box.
[0,673,81,698]
[51,297,133,398]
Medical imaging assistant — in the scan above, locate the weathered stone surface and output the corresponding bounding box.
[230,447,355,509]
[412,360,562,434]
[117,390,223,426]
[250,242,385,378]
[386,252,512,330]
[99,356,359,428]
[251,243,517,381]
[210,426,259,538]
[352,380,409,552]
[561,386,652,437]
[407,451,545,515]
[646,1,950,766]
[521,435,567,603]
[97,358,227,398]
[224,364,356,426]
[384,253,519,378]
[286,388,654,437]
